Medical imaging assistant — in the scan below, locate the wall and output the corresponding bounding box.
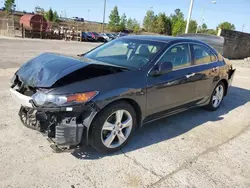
[220,29,250,59]
[0,18,15,37]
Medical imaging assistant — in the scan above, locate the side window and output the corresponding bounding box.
[193,44,217,65]
[159,44,191,70]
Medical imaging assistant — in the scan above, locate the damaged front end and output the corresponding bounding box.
[17,104,97,152]
[9,53,124,152]
[10,77,99,152]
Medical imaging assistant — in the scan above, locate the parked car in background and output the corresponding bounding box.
[10,35,235,153]
[117,32,127,38]
[82,32,96,42]
[110,33,118,39]
[72,17,84,22]
[101,33,115,41]
[87,32,106,42]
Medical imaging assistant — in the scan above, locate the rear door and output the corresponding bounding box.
[190,44,221,102]
[146,43,202,116]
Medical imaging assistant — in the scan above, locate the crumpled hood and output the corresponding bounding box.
[16,53,90,88]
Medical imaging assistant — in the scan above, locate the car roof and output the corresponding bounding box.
[122,35,208,45]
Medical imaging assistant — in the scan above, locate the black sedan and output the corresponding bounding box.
[10,36,235,153]
[82,32,96,42]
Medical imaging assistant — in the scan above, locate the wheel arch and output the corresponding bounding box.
[87,98,142,144]
[220,79,229,96]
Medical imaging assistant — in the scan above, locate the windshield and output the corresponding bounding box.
[84,38,166,69]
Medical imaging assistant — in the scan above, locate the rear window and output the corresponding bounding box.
[193,44,217,65]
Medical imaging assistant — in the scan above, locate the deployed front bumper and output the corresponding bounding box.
[10,88,98,150]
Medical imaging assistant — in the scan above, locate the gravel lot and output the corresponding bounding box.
[0,37,250,188]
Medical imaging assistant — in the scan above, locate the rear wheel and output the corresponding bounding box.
[90,101,136,153]
[205,81,225,111]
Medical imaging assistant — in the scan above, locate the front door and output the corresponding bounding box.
[146,43,201,117]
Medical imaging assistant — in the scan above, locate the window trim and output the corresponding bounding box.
[148,41,219,76]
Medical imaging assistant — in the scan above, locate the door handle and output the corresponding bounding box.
[186,73,195,78]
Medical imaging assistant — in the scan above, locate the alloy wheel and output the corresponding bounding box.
[212,85,224,108]
[101,110,133,148]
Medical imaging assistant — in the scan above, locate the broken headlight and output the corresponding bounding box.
[32,91,98,106]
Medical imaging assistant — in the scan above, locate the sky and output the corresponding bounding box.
[1,0,250,33]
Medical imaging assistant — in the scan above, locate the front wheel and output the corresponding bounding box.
[90,101,137,153]
[205,81,225,111]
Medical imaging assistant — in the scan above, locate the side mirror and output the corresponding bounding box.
[150,61,173,76]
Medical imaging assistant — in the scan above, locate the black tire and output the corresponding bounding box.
[90,101,137,153]
[205,81,225,111]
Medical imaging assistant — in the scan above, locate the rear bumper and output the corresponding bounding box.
[228,68,236,86]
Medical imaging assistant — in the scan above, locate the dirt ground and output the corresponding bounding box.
[0,37,250,188]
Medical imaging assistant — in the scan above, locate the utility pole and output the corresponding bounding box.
[102,0,106,33]
[242,24,245,32]
[88,10,90,21]
[185,0,194,33]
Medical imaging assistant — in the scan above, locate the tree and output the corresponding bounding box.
[201,23,207,31]
[34,6,45,15]
[154,12,171,35]
[188,20,198,33]
[53,11,59,22]
[143,10,155,32]
[132,19,140,33]
[170,9,185,36]
[154,13,166,34]
[170,8,184,24]
[172,19,185,36]
[4,0,15,12]
[216,22,236,31]
[119,13,127,31]
[197,23,208,33]
[45,8,54,22]
[206,29,217,35]
[126,17,140,33]
[108,6,120,32]
[127,18,134,31]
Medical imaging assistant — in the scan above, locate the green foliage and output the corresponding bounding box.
[201,23,207,31]
[170,9,184,24]
[170,9,185,36]
[172,19,185,36]
[216,22,236,31]
[4,0,15,12]
[108,6,121,32]
[119,13,127,31]
[34,6,45,15]
[132,19,140,33]
[188,20,198,33]
[44,8,59,23]
[127,18,134,30]
[206,29,217,35]
[143,10,155,32]
[45,8,54,22]
[53,11,59,22]
[197,23,208,33]
[154,13,172,35]
[126,17,140,33]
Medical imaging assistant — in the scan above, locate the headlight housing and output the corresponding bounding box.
[32,91,98,106]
